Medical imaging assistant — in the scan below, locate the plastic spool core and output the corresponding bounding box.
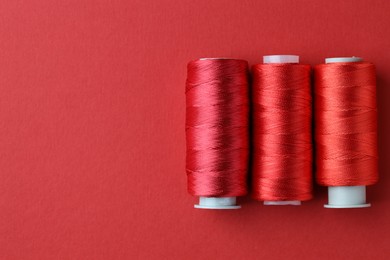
[261,55,301,206]
[325,57,362,63]
[323,56,370,209]
[195,197,240,209]
[195,57,241,210]
[263,55,299,64]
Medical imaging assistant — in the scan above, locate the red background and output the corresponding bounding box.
[0,0,389,259]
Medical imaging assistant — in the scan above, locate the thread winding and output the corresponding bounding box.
[186,59,249,197]
[314,62,378,186]
[251,63,313,201]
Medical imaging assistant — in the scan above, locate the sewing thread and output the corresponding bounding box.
[186,59,249,197]
[314,62,378,186]
[251,63,313,201]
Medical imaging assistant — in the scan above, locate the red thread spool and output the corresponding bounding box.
[251,55,313,205]
[185,58,249,209]
[314,57,378,208]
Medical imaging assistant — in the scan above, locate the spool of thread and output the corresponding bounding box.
[251,55,313,205]
[314,57,378,208]
[185,58,249,209]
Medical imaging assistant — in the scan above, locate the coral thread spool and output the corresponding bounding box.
[252,55,313,205]
[314,57,378,208]
[186,58,249,209]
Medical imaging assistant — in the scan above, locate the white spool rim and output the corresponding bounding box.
[194,197,240,209]
[325,57,363,63]
[324,203,371,209]
[263,55,299,64]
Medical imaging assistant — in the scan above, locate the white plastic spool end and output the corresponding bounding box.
[261,55,302,206]
[325,57,362,63]
[325,186,370,208]
[323,56,370,209]
[263,55,299,64]
[194,197,240,209]
[264,201,301,206]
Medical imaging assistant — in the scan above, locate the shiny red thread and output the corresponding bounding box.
[186,59,249,197]
[314,62,378,186]
[251,63,313,201]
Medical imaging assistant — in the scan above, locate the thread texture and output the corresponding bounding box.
[314,62,378,186]
[186,59,249,197]
[251,63,313,201]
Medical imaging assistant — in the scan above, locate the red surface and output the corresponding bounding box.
[0,1,389,259]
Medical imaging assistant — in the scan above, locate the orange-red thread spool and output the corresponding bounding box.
[314,57,378,208]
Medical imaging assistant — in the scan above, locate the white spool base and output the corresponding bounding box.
[263,55,299,64]
[264,200,301,206]
[325,186,370,208]
[261,55,302,206]
[194,197,240,209]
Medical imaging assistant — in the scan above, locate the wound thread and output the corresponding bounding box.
[251,63,313,201]
[186,59,249,197]
[314,61,378,186]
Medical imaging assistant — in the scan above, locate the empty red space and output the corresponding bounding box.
[0,1,389,259]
